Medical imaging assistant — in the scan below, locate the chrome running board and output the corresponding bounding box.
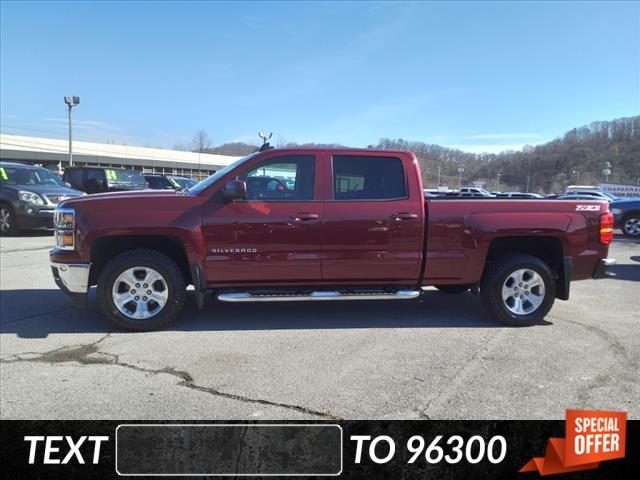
[217,290,421,303]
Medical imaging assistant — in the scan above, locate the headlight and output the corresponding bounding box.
[611,208,622,215]
[54,207,75,250]
[54,208,75,229]
[18,191,44,205]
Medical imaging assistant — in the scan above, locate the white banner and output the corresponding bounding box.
[598,183,640,198]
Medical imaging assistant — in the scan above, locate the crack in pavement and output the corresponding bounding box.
[0,334,341,420]
[417,329,508,418]
[563,317,637,367]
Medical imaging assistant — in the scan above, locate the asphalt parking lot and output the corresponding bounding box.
[1,232,638,420]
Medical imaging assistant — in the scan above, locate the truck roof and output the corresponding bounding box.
[256,147,414,156]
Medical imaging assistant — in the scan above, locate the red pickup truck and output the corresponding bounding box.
[50,148,615,331]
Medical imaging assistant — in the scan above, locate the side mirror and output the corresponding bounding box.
[221,179,246,202]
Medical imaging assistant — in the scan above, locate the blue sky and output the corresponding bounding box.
[1,1,638,153]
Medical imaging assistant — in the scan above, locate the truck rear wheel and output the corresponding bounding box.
[97,249,186,331]
[480,254,555,326]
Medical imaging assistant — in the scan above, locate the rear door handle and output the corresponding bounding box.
[391,212,419,221]
[290,212,320,221]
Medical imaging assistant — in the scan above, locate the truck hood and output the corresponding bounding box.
[58,189,182,208]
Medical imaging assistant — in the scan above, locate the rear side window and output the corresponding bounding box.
[332,155,406,200]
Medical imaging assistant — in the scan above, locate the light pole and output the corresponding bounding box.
[572,170,580,184]
[64,96,80,168]
[457,167,464,190]
[601,162,612,183]
[495,172,502,191]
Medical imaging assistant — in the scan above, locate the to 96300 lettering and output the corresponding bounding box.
[351,434,507,465]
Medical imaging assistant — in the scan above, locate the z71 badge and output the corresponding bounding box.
[576,204,601,211]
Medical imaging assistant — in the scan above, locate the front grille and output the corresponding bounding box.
[47,195,78,205]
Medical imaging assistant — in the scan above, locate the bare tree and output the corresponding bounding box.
[191,130,212,153]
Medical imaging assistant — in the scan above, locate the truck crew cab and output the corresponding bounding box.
[50,148,615,331]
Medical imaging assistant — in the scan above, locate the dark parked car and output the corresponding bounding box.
[610,198,640,238]
[144,174,197,190]
[63,166,148,194]
[0,161,84,234]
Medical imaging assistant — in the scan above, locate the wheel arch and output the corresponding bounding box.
[482,236,567,299]
[90,235,192,286]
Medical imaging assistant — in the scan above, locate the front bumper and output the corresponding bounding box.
[16,207,55,229]
[51,262,90,294]
[592,258,616,279]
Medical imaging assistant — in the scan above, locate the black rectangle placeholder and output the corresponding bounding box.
[116,424,342,476]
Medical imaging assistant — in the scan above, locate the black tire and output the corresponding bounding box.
[480,254,556,326]
[435,284,473,294]
[97,249,186,331]
[621,213,640,238]
[0,203,18,236]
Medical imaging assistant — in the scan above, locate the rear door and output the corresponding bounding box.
[321,152,424,283]
[202,153,324,285]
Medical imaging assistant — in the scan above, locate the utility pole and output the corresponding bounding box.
[63,96,80,169]
[572,170,580,184]
[526,175,530,192]
[437,165,441,186]
[457,167,464,190]
[495,172,502,191]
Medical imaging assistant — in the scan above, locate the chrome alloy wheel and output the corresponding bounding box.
[501,268,546,315]
[623,217,640,236]
[111,267,168,320]
[0,207,11,232]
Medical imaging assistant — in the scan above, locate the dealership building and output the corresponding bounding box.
[0,134,242,181]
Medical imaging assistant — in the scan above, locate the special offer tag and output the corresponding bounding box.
[520,409,626,476]
[564,409,626,466]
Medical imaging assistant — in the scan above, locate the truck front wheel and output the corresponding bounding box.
[97,249,186,331]
[480,254,555,326]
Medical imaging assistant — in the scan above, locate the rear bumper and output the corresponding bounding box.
[592,258,616,279]
[51,262,90,294]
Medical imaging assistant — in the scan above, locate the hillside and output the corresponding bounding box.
[203,116,639,194]
[377,116,640,193]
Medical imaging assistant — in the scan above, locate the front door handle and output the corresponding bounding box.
[391,212,418,221]
[290,212,319,222]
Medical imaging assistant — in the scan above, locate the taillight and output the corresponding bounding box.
[600,212,614,245]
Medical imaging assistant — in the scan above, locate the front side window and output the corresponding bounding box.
[65,169,83,186]
[332,155,406,200]
[241,155,315,201]
[86,170,105,182]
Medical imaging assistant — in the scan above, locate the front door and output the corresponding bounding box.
[321,153,424,283]
[202,153,323,285]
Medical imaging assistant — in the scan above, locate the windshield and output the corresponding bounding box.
[105,168,146,185]
[169,176,197,189]
[601,191,618,201]
[0,165,66,187]
[188,152,259,195]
